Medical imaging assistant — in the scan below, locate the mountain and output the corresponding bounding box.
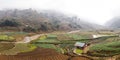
[0,9,103,32]
[106,17,120,28]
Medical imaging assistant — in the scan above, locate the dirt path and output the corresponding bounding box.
[23,30,81,43]
[18,34,44,43]
[68,30,80,34]
[16,30,81,43]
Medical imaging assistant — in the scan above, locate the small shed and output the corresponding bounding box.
[73,42,89,55]
[74,42,86,48]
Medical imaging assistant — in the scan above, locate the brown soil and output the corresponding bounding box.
[116,57,120,60]
[0,47,94,60]
[70,57,92,60]
[0,48,69,60]
[0,43,15,51]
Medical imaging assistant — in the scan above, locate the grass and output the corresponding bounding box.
[32,33,91,54]
[57,33,92,41]
[32,34,58,43]
[0,32,29,41]
[68,34,90,39]
[89,41,120,56]
[35,44,57,49]
[47,34,57,39]
[74,48,83,54]
[35,44,62,53]
[0,32,28,36]
[0,43,15,51]
[0,43,37,55]
[38,35,47,40]
[0,35,15,41]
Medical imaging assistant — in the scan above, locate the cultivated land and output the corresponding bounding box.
[0,30,120,60]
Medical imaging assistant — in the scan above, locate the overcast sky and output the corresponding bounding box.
[0,0,120,25]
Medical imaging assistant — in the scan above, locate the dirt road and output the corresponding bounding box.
[21,30,81,43]
[68,30,80,34]
[18,34,44,43]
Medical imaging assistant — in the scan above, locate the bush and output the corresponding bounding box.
[0,19,20,27]
[23,26,37,32]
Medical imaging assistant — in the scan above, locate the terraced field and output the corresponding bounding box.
[0,31,119,60]
[70,57,93,60]
[0,48,69,60]
[0,43,15,51]
[0,35,15,41]
[0,32,31,41]
[0,47,93,60]
[32,33,92,54]
[0,43,37,55]
[89,37,120,57]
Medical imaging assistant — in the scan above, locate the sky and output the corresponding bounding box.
[0,0,120,25]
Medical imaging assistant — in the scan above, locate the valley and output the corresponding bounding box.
[0,30,119,60]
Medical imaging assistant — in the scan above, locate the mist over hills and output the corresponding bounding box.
[106,17,120,29]
[0,9,103,32]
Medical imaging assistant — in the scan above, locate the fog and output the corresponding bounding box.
[0,0,120,25]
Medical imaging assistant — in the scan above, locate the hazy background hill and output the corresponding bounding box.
[0,9,103,32]
[106,17,120,29]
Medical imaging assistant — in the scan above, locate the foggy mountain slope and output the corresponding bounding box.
[106,17,120,28]
[0,9,103,32]
[38,10,104,30]
[77,19,105,30]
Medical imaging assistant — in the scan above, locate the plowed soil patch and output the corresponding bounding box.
[0,48,69,60]
[0,48,93,60]
[70,57,92,60]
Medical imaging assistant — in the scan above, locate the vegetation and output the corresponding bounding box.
[0,35,15,41]
[0,9,102,32]
[23,26,37,32]
[0,43,37,55]
[38,35,47,40]
[74,48,83,54]
[0,19,20,27]
[32,33,91,54]
[35,44,62,52]
[89,40,120,56]
[0,43,15,51]
[0,32,28,41]
[47,34,57,39]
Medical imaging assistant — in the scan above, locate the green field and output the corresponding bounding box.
[89,37,120,56]
[0,43,37,55]
[37,33,120,57]
[0,35,15,41]
[0,31,119,57]
[33,33,91,43]
[0,32,32,41]
[32,33,92,54]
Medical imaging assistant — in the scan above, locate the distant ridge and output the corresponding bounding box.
[0,9,104,32]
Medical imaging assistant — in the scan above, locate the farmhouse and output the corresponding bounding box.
[73,42,90,55]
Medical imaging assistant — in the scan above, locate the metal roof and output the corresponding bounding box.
[74,42,85,47]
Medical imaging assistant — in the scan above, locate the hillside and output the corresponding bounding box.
[106,17,120,28]
[0,9,103,32]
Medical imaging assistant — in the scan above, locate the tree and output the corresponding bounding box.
[39,24,48,31]
[23,26,37,32]
[0,19,20,27]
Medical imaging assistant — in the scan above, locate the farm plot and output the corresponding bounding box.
[57,34,92,40]
[0,32,29,41]
[0,35,15,41]
[32,33,92,52]
[0,48,69,60]
[89,40,120,57]
[0,43,15,51]
[0,43,37,55]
